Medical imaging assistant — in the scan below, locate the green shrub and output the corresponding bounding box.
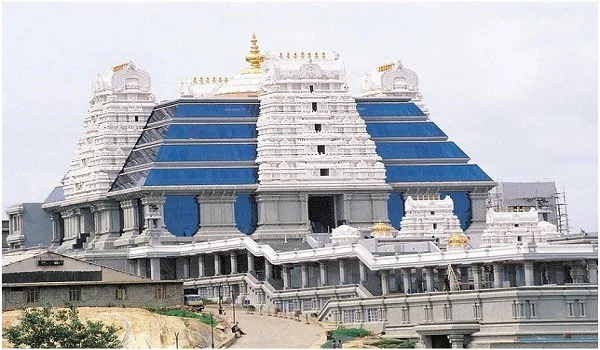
[147,307,217,327]
[331,328,370,338]
[372,338,416,348]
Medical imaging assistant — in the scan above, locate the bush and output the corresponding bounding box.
[3,304,121,348]
[147,307,217,326]
[372,338,416,348]
[331,328,370,338]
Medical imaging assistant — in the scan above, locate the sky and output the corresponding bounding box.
[2,1,598,232]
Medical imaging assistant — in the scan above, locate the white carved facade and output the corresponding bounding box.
[359,61,429,114]
[330,224,360,245]
[398,195,463,247]
[481,208,561,247]
[256,53,387,190]
[62,62,156,200]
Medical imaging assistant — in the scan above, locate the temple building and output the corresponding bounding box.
[5,35,597,348]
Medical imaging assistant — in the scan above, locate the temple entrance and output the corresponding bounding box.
[430,335,451,348]
[308,196,336,233]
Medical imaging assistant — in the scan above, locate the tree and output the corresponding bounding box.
[3,304,121,348]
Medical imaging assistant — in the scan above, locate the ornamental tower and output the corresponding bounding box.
[398,195,463,247]
[257,52,387,188]
[62,62,156,200]
[253,51,391,239]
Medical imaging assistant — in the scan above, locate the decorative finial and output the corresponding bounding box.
[279,52,283,59]
[293,52,298,59]
[286,52,290,59]
[244,33,264,74]
[322,52,326,59]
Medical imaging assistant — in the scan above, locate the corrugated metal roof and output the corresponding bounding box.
[1,248,48,267]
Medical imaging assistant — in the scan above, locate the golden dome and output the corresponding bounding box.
[448,232,469,248]
[372,221,391,233]
[243,33,264,74]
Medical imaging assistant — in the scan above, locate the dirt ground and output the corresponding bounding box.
[2,307,232,349]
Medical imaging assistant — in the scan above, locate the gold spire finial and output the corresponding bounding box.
[243,33,264,74]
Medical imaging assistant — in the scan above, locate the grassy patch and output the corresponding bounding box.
[371,338,416,348]
[331,328,370,338]
[147,308,217,327]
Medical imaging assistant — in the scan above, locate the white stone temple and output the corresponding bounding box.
[256,52,387,190]
[398,195,463,246]
[481,207,561,247]
[62,62,156,201]
[4,34,597,349]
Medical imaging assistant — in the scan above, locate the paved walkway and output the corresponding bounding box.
[204,306,326,348]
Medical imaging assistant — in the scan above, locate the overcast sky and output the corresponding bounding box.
[2,2,598,232]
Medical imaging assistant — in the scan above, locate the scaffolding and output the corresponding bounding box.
[556,187,570,235]
[487,182,571,234]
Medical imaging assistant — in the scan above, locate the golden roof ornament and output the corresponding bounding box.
[243,33,264,74]
[447,232,469,249]
[372,221,391,233]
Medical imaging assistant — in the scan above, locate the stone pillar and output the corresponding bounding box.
[493,264,503,288]
[381,270,390,295]
[230,252,238,274]
[136,259,145,277]
[319,261,328,287]
[88,202,121,250]
[524,262,534,286]
[472,264,481,290]
[247,252,255,273]
[339,259,347,285]
[402,268,411,293]
[265,260,272,280]
[114,199,140,247]
[301,263,309,288]
[587,260,598,285]
[282,265,290,290]
[150,257,161,280]
[214,254,221,276]
[359,261,367,285]
[198,255,206,277]
[467,192,488,233]
[194,191,242,241]
[127,259,136,275]
[49,212,63,247]
[182,257,190,279]
[448,334,465,349]
[424,267,435,292]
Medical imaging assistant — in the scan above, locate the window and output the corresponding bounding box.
[423,305,433,322]
[135,115,139,122]
[155,285,166,300]
[473,302,482,320]
[309,85,314,93]
[430,211,435,215]
[579,301,586,317]
[320,169,329,176]
[529,302,537,318]
[366,308,380,322]
[26,289,40,303]
[314,124,322,132]
[311,102,318,112]
[317,145,325,154]
[517,236,522,242]
[433,223,438,230]
[115,287,127,300]
[443,304,452,321]
[567,301,575,317]
[69,287,82,302]
[401,306,410,324]
[515,224,520,227]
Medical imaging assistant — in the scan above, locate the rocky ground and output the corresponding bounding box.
[2,307,232,348]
